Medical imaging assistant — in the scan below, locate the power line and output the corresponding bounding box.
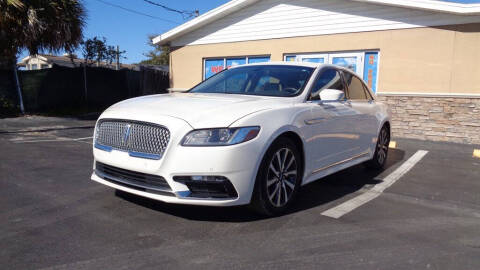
[93,0,180,24]
[142,0,199,19]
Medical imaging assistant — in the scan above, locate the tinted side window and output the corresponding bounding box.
[310,68,345,100]
[344,72,367,100]
[362,83,374,101]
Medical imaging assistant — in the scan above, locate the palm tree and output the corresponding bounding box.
[1,0,86,67]
[0,0,86,113]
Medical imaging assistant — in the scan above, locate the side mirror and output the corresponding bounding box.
[320,89,345,101]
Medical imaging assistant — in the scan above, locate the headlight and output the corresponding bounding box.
[182,127,260,146]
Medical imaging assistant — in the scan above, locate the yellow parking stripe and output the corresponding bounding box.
[389,141,397,149]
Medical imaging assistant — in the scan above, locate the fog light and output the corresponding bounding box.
[190,175,226,182]
[173,176,237,199]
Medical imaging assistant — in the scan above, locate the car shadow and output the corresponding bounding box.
[115,148,405,222]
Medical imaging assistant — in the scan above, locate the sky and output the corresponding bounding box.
[18,0,480,64]
[19,0,230,64]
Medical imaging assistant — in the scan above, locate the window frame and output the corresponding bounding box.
[307,67,347,102]
[203,55,271,80]
[284,50,380,93]
[361,81,375,101]
[341,70,372,101]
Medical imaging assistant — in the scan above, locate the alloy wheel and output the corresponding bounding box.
[266,148,297,207]
[376,128,389,165]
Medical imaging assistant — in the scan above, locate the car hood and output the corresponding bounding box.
[104,92,293,128]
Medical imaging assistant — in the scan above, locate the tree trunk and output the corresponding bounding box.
[13,62,25,114]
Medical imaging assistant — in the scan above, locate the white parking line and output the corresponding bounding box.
[11,136,93,143]
[321,150,429,219]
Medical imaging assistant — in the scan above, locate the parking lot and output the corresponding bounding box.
[1,116,480,269]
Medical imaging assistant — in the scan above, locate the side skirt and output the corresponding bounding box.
[301,151,372,186]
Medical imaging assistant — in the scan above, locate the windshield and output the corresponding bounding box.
[190,65,314,97]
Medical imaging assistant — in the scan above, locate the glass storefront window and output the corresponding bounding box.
[284,51,379,92]
[226,58,246,69]
[248,56,270,64]
[331,56,358,72]
[204,56,270,79]
[204,59,225,79]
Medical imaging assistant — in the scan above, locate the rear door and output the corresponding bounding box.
[342,71,378,156]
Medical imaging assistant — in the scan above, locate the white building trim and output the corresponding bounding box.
[353,0,480,15]
[152,0,260,45]
[153,0,480,46]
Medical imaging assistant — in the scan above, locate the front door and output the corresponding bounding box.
[303,68,358,178]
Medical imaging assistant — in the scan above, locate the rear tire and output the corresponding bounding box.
[250,137,302,216]
[366,125,390,170]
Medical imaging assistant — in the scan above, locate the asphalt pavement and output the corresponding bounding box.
[1,116,479,269]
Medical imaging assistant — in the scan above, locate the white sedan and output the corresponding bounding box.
[91,62,391,215]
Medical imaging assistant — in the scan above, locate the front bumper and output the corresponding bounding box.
[91,172,245,206]
[91,115,262,207]
[91,146,258,206]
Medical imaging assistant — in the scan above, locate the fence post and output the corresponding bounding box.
[116,45,120,71]
[13,64,25,114]
[83,64,88,109]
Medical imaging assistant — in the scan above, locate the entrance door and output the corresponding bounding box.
[294,54,328,64]
[328,53,364,77]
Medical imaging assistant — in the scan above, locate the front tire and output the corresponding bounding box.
[366,125,390,169]
[250,137,302,216]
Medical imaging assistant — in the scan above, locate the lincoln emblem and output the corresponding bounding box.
[123,124,131,144]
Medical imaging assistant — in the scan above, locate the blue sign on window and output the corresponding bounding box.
[363,52,379,93]
[248,56,270,64]
[285,56,296,62]
[205,59,225,79]
[226,58,246,69]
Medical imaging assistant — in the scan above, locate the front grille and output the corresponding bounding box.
[95,119,170,159]
[95,162,174,196]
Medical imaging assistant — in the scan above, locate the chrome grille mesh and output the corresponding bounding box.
[95,120,170,158]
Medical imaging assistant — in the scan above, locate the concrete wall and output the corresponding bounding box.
[170,23,480,94]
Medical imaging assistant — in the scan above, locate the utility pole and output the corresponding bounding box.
[116,45,120,70]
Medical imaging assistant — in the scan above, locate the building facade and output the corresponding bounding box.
[154,0,480,144]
